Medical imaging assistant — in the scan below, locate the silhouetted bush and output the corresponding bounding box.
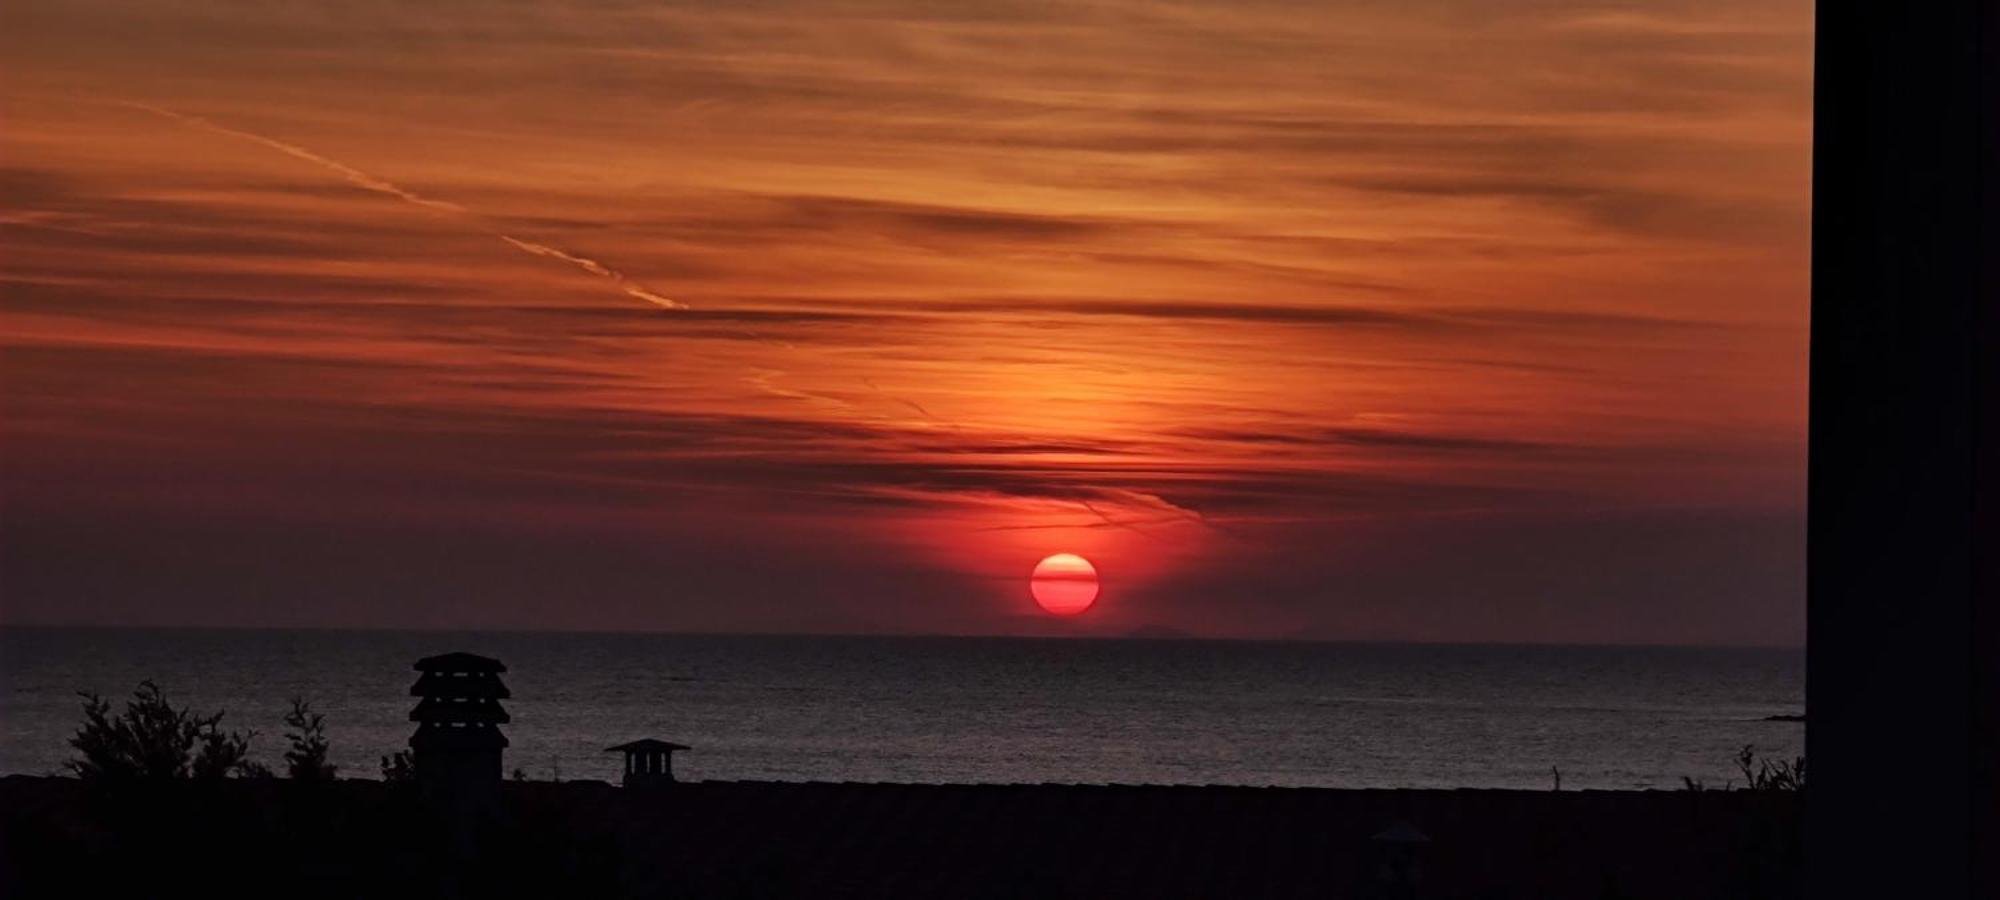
[283,697,336,780]
[67,680,259,780]
[1682,746,1806,792]
[1735,745,1805,791]
[381,749,416,782]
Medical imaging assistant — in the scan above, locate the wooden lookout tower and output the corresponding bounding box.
[606,738,689,788]
[409,652,510,790]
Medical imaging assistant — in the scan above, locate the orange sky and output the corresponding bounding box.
[0,0,1812,643]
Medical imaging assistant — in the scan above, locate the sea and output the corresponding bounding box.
[0,628,1803,790]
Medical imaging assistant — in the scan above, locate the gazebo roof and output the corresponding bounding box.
[414,652,507,673]
[607,738,691,753]
[1372,821,1432,844]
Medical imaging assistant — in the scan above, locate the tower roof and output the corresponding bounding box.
[607,738,691,753]
[410,672,512,698]
[414,652,507,673]
[410,723,510,750]
[409,697,512,723]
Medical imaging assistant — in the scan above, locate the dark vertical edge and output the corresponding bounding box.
[1974,0,2000,892]
[1809,1,1996,896]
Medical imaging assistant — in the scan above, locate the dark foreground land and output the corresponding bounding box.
[0,775,1799,899]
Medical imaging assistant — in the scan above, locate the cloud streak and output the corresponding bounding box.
[122,101,685,309]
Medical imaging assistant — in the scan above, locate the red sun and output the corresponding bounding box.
[1030,553,1099,616]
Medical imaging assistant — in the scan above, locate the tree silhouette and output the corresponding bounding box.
[283,697,336,780]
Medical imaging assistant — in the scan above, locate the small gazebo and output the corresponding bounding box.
[1363,820,1430,900]
[606,738,690,788]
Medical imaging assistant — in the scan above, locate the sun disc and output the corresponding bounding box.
[1030,553,1099,615]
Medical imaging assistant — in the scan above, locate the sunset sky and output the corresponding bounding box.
[0,0,1811,643]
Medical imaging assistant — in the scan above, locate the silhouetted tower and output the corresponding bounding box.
[606,738,689,788]
[408,652,510,791]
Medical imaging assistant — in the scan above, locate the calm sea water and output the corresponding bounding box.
[0,628,1802,790]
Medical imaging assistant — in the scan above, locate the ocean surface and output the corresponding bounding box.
[0,628,1803,790]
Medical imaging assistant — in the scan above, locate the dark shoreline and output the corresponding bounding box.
[2,774,1801,899]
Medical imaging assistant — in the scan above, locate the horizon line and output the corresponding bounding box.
[0,622,1805,652]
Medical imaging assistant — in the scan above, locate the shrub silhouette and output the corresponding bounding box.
[380,749,417,782]
[67,680,258,780]
[282,697,336,780]
[1735,744,1805,791]
[1682,745,1806,791]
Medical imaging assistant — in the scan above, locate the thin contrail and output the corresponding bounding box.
[1103,488,1237,537]
[1079,499,1156,535]
[498,237,681,310]
[122,101,684,310]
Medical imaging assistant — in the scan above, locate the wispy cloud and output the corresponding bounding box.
[122,101,685,309]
